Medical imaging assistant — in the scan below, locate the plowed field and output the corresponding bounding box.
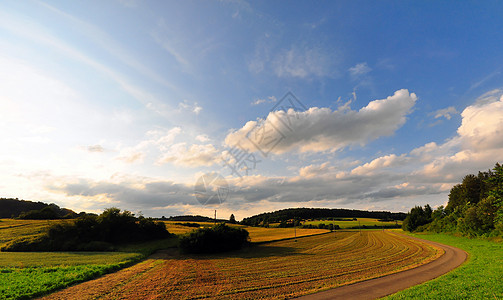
[40,230,442,300]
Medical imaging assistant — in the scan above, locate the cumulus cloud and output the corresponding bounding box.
[225,89,417,154]
[299,162,333,178]
[158,143,220,167]
[411,90,503,181]
[351,154,409,175]
[49,177,196,209]
[457,94,503,151]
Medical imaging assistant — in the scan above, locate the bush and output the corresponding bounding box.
[179,223,249,254]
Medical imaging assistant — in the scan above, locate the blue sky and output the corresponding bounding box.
[1,1,503,219]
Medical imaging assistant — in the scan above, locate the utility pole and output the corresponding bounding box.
[214,209,217,225]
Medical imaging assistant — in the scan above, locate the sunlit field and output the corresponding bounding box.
[0,219,175,300]
[1,219,437,299]
[303,217,402,229]
[40,230,441,300]
[163,220,329,242]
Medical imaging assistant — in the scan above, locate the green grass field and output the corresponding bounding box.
[385,231,503,299]
[303,217,401,229]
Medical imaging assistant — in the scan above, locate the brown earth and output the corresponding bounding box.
[36,233,462,300]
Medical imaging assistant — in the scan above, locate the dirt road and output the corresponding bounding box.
[294,235,467,300]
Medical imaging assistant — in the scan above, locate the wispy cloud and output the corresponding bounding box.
[432,106,458,120]
[36,1,181,93]
[273,45,336,78]
[251,96,277,106]
[348,62,371,78]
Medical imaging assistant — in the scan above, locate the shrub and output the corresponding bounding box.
[179,223,249,254]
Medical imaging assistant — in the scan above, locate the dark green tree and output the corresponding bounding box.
[229,214,236,224]
[402,205,432,232]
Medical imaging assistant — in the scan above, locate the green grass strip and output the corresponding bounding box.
[385,232,503,299]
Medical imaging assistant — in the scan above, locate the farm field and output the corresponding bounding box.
[0,219,176,300]
[163,221,329,241]
[385,231,503,299]
[0,218,328,299]
[303,217,401,229]
[40,230,441,300]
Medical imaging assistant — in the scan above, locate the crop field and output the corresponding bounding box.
[0,219,64,247]
[385,232,503,299]
[303,217,402,229]
[40,230,441,300]
[163,221,329,242]
[0,219,176,300]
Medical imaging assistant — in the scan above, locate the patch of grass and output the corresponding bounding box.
[385,231,503,299]
[0,264,124,300]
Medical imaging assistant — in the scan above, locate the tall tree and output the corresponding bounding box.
[229,214,236,224]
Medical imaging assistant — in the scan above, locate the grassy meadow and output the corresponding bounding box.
[385,231,503,299]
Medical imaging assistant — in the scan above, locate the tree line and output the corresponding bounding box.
[403,163,503,237]
[241,207,406,227]
[0,198,76,219]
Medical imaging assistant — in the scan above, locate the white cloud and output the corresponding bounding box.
[195,134,210,142]
[432,106,458,120]
[251,96,277,106]
[299,162,332,178]
[225,89,417,154]
[158,143,220,167]
[351,154,408,175]
[177,100,203,115]
[349,62,371,77]
[458,93,503,151]
[273,45,336,78]
[115,127,182,163]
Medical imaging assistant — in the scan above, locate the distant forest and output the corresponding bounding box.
[164,215,226,223]
[0,198,76,219]
[403,163,503,237]
[241,207,406,226]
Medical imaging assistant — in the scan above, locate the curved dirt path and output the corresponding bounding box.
[294,234,467,300]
